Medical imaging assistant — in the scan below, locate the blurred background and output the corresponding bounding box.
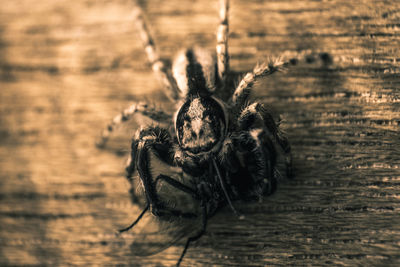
[0,0,399,266]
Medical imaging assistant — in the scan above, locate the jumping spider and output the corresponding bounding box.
[98,0,294,265]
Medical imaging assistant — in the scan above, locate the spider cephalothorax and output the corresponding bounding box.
[97,0,295,266]
[176,96,227,154]
[174,95,228,177]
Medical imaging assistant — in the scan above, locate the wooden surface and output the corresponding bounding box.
[1,0,400,266]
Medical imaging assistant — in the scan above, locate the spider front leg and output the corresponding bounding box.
[238,102,293,179]
[233,128,278,198]
[225,102,294,200]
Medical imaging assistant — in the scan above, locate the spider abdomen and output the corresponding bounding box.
[172,47,217,98]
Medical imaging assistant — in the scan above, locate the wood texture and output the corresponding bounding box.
[1,0,400,266]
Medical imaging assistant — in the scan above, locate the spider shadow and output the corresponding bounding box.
[194,156,345,266]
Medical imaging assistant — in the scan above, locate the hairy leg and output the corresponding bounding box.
[223,102,292,198]
[96,102,171,148]
[234,128,277,198]
[238,102,292,178]
[216,0,229,87]
[131,1,180,101]
[231,58,288,107]
[231,52,334,108]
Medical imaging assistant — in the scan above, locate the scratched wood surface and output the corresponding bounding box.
[1,0,400,266]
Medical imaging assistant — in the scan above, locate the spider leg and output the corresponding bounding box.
[234,128,277,198]
[216,0,229,87]
[223,102,293,199]
[231,59,289,107]
[176,203,207,267]
[231,52,334,107]
[96,102,171,148]
[238,102,292,179]
[259,107,293,178]
[131,1,180,101]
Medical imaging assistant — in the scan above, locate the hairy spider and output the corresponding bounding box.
[97,0,297,265]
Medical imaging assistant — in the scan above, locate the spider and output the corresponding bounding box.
[97,0,295,265]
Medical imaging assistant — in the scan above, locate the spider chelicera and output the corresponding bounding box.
[97,0,295,265]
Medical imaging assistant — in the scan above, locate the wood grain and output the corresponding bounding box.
[1,0,399,266]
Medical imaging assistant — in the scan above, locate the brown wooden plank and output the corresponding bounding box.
[0,0,400,266]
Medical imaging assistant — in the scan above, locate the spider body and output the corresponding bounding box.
[98,0,295,265]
